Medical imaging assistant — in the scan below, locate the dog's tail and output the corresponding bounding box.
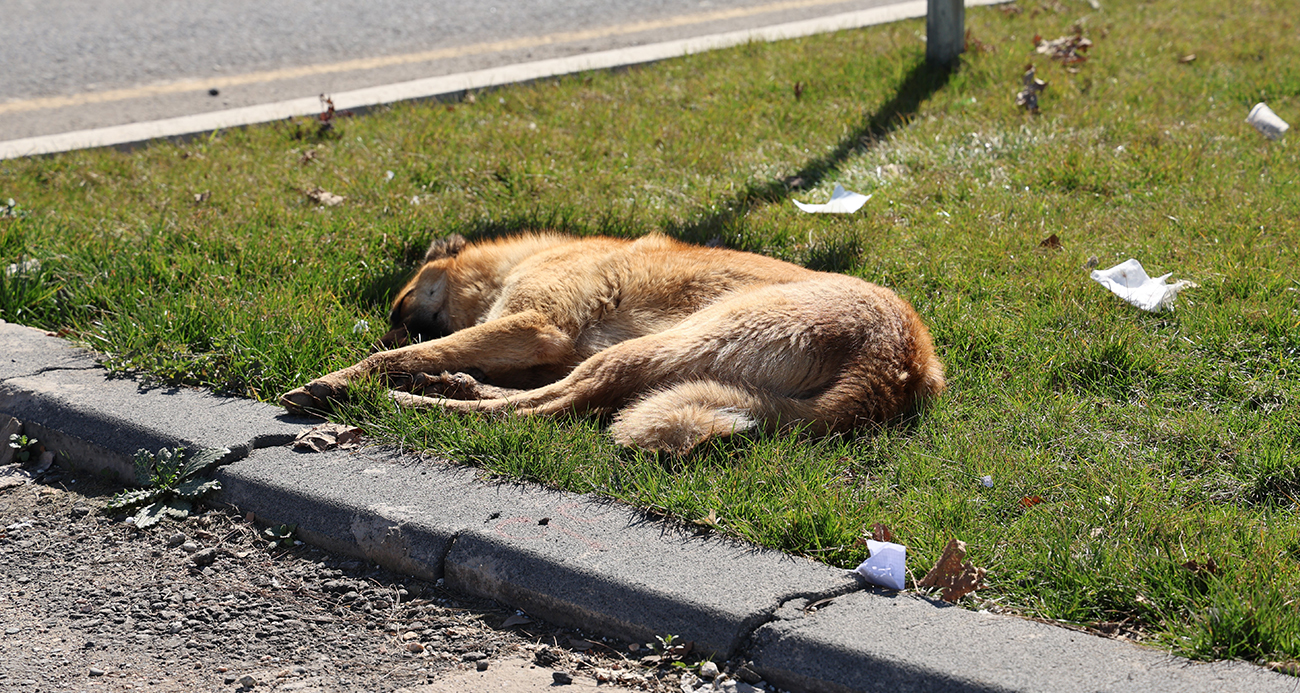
[607,381,768,455]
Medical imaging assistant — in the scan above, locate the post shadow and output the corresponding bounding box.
[358,58,956,305]
[666,58,955,245]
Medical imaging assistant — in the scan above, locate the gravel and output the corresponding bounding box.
[0,462,722,692]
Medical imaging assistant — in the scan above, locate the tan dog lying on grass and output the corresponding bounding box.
[280,233,945,454]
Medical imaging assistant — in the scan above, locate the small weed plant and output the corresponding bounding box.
[106,447,229,529]
[7,433,39,463]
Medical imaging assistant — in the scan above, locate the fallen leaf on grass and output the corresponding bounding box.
[1178,54,1196,64]
[1039,233,1063,250]
[1035,30,1093,64]
[305,187,344,206]
[193,191,211,204]
[871,523,893,543]
[917,539,987,602]
[1015,64,1047,113]
[693,509,720,530]
[1020,495,1044,508]
[293,423,364,452]
[1182,558,1220,576]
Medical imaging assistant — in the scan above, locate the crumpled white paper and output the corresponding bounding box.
[793,184,871,214]
[853,539,907,591]
[1091,258,1196,312]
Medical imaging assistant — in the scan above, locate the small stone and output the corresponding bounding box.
[88,668,105,676]
[180,541,199,553]
[462,651,487,662]
[4,627,20,635]
[699,661,719,679]
[401,631,420,640]
[191,548,218,566]
[406,642,424,653]
[238,674,256,687]
[735,665,762,685]
[166,532,187,548]
[224,675,238,684]
[552,671,573,685]
[476,660,489,672]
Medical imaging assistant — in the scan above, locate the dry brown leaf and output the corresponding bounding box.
[1020,495,1045,508]
[917,539,987,602]
[501,614,532,628]
[1182,558,1220,576]
[871,523,894,543]
[1039,233,1063,250]
[1179,54,1197,64]
[1035,30,1093,64]
[305,187,344,206]
[293,423,364,452]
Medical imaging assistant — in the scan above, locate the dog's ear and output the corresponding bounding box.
[424,234,468,263]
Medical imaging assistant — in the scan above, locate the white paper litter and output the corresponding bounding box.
[1091,258,1196,312]
[981,475,994,488]
[793,184,871,214]
[853,539,907,591]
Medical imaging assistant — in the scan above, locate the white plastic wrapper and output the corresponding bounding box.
[793,184,871,214]
[1091,259,1196,312]
[853,539,907,591]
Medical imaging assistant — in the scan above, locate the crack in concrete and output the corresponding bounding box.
[0,363,100,384]
[728,582,866,667]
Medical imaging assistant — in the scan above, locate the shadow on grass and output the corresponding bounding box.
[354,58,955,318]
[666,58,955,245]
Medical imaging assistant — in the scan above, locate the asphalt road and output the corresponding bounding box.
[1,0,908,143]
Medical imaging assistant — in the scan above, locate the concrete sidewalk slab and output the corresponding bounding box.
[217,444,859,658]
[0,321,315,480]
[750,591,1298,693]
[2,318,1297,692]
[0,321,99,378]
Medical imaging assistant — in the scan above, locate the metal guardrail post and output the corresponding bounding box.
[926,0,965,66]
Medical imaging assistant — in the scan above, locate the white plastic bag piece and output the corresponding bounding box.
[1091,259,1196,312]
[853,539,907,591]
[793,184,871,214]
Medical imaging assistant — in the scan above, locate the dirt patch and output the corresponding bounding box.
[0,465,685,692]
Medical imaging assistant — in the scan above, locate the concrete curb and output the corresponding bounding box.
[1,320,1296,692]
[0,0,1009,160]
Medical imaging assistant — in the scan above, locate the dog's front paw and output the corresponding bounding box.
[279,378,346,415]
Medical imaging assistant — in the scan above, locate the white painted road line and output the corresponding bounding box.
[0,0,1004,160]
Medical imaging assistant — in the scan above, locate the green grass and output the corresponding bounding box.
[3,0,1300,664]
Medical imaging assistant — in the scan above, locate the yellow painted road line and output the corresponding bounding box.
[0,0,859,115]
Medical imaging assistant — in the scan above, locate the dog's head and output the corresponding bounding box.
[380,234,468,348]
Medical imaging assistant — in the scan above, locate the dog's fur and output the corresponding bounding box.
[280,233,945,454]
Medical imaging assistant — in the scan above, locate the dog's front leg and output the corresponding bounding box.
[280,310,573,414]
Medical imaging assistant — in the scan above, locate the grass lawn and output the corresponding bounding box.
[3,0,1299,665]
